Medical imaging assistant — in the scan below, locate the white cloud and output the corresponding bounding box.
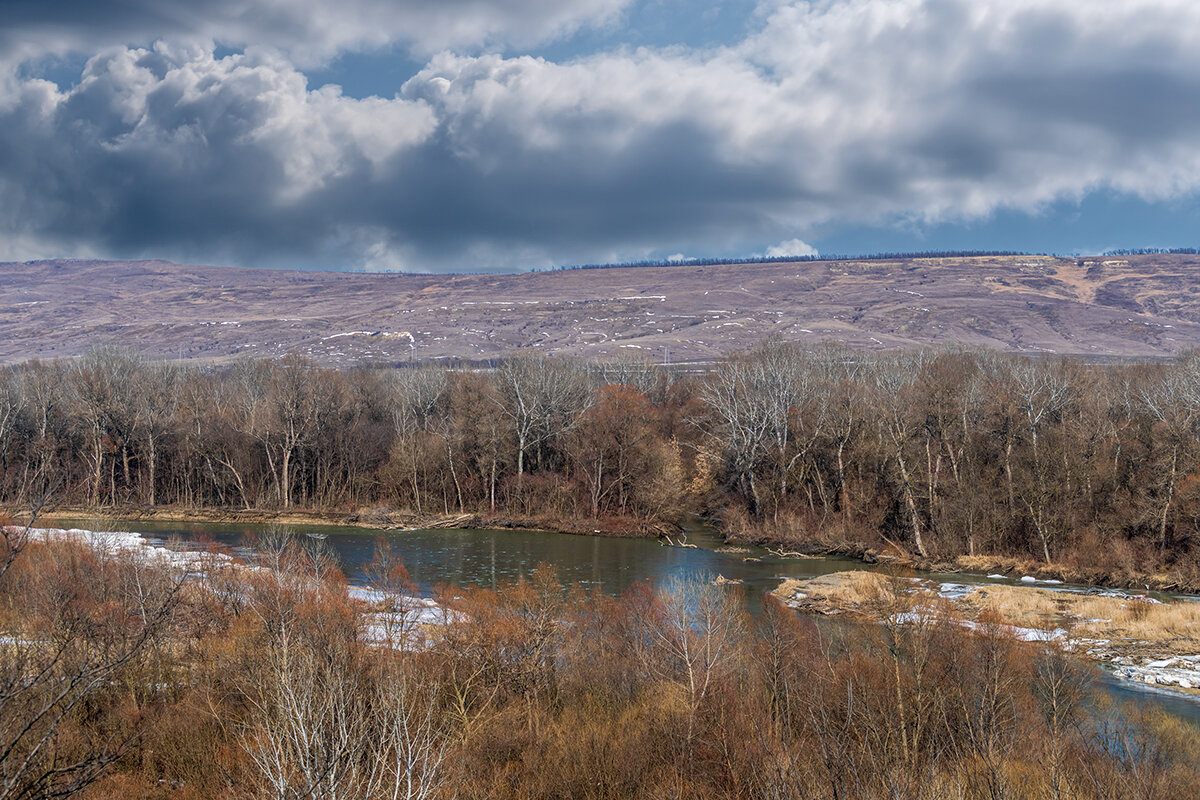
[0,43,437,265]
[393,0,1200,258]
[764,239,817,258]
[4,1,1200,269]
[91,44,436,191]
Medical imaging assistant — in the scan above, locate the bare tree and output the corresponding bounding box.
[364,667,450,800]
[243,536,450,800]
[69,348,142,505]
[872,352,932,557]
[132,361,180,506]
[1139,355,1200,552]
[0,370,23,495]
[246,645,451,800]
[699,344,819,519]
[14,363,68,503]
[201,374,258,510]
[590,351,661,396]
[388,367,452,514]
[635,573,745,745]
[244,640,369,800]
[816,345,869,524]
[944,617,1024,800]
[1011,360,1073,562]
[495,357,592,479]
[234,358,324,509]
[1031,646,1089,800]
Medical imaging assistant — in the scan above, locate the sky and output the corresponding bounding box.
[1,0,1199,273]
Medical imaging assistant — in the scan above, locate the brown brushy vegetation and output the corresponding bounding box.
[1,520,1199,800]
[7,343,1200,586]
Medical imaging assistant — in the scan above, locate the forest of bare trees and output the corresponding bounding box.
[4,344,1200,585]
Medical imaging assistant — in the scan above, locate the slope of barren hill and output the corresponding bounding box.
[4,254,1200,365]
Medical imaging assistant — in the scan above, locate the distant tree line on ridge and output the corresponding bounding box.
[1102,247,1199,256]
[549,249,1035,272]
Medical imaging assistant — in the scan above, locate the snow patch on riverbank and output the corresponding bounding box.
[19,526,458,649]
[26,526,238,574]
[890,610,1067,642]
[1109,654,1200,691]
[348,586,463,648]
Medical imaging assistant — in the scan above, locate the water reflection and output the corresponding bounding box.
[59,519,869,613]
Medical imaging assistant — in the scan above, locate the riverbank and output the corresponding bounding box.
[725,525,1200,595]
[10,503,681,540]
[19,503,1200,595]
[774,571,1200,696]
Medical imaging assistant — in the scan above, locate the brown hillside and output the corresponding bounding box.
[4,254,1200,364]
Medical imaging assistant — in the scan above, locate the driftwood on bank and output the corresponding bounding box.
[660,535,699,549]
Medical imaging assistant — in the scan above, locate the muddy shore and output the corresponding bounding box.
[11,504,680,540]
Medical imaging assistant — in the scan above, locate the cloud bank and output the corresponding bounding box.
[0,0,632,64]
[2,0,1199,270]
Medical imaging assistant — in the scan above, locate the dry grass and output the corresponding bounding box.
[776,572,1200,658]
[950,584,1200,651]
[774,571,901,613]
[947,553,1193,595]
[949,584,1066,630]
[1076,596,1200,646]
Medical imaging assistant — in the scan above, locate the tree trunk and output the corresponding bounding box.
[122,444,132,493]
[90,427,104,506]
[1160,445,1178,552]
[1004,435,1015,512]
[281,448,292,509]
[446,439,464,514]
[147,435,157,506]
[489,458,497,512]
[895,449,928,558]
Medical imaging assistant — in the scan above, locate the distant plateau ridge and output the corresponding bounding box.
[4,253,1200,365]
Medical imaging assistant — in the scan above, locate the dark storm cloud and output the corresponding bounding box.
[970,69,1200,144]
[368,122,800,263]
[0,0,632,64]
[2,1,1200,269]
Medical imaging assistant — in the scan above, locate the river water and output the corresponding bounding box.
[57,518,885,611]
[56,517,1200,726]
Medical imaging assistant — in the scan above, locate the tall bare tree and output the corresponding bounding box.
[495,357,592,479]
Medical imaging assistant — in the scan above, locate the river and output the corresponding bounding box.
[55,517,1200,727]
